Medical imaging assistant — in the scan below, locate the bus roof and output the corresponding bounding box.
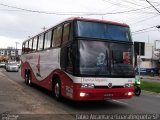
[23,17,129,44]
[67,17,129,27]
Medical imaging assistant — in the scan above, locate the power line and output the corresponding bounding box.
[146,0,160,14]
[130,14,160,25]
[132,29,159,35]
[122,0,146,7]
[132,26,157,33]
[0,3,160,15]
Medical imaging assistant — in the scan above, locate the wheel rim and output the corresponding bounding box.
[54,83,60,98]
[25,73,28,83]
[28,77,31,85]
[28,74,31,85]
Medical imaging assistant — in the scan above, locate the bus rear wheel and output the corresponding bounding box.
[25,72,29,85]
[25,71,32,86]
[52,78,62,101]
[28,73,32,86]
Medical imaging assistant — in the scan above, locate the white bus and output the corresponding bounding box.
[21,17,135,101]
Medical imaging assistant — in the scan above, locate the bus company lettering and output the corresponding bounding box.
[82,78,94,82]
[82,78,107,83]
[96,78,108,83]
[128,79,133,83]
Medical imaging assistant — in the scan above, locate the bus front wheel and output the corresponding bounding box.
[52,78,62,101]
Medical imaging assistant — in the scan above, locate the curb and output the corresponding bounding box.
[141,76,160,81]
[142,90,160,96]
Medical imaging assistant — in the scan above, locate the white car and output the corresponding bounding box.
[5,62,19,72]
[0,62,6,68]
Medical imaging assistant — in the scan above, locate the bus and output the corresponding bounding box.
[21,17,135,101]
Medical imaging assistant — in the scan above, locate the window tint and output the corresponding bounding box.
[22,43,25,54]
[60,46,73,73]
[76,21,130,41]
[28,39,33,52]
[52,26,62,47]
[62,23,70,45]
[110,43,134,75]
[38,34,44,50]
[79,40,109,75]
[25,41,29,53]
[44,30,52,49]
[32,37,38,51]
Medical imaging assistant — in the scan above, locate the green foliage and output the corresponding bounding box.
[141,81,160,93]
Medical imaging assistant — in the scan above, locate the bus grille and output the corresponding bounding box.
[94,86,124,89]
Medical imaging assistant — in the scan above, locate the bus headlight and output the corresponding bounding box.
[80,92,89,97]
[81,83,94,88]
[81,84,88,88]
[124,83,133,88]
[125,92,133,96]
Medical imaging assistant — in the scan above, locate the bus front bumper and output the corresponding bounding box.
[73,88,134,101]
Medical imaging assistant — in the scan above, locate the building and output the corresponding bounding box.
[0,48,21,62]
[137,43,160,75]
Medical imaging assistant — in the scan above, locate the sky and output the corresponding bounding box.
[0,0,160,49]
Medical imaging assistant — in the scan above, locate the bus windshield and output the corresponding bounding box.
[79,40,134,76]
[76,21,130,41]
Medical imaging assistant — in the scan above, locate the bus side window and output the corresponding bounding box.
[52,26,62,47]
[32,37,38,51]
[62,23,70,45]
[38,34,44,50]
[22,43,25,54]
[44,30,52,49]
[60,45,73,73]
[28,39,33,52]
[25,41,29,53]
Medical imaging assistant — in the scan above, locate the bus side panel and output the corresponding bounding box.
[21,60,75,99]
[21,61,52,90]
[58,71,75,99]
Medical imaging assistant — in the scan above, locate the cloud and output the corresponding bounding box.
[0,36,22,49]
[0,0,160,48]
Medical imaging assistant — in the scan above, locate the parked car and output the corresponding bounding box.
[16,62,21,68]
[5,62,19,72]
[0,62,6,68]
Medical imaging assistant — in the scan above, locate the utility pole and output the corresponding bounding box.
[15,42,20,62]
[138,43,141,77]
[156,26,160,62]
[42,27,47,31]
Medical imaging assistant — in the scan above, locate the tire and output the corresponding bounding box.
[25,72,29,85]
[28,72,32,86]
[52,78,62,101]
[25,71,32,86]
[134,87,141,96]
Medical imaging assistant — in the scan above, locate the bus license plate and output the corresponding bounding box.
[104,93,113,99]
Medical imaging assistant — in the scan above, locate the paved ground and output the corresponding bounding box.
[0,69,160,120]
[0,71,74,120]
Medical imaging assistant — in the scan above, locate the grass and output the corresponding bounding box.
[141,81,160,93]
